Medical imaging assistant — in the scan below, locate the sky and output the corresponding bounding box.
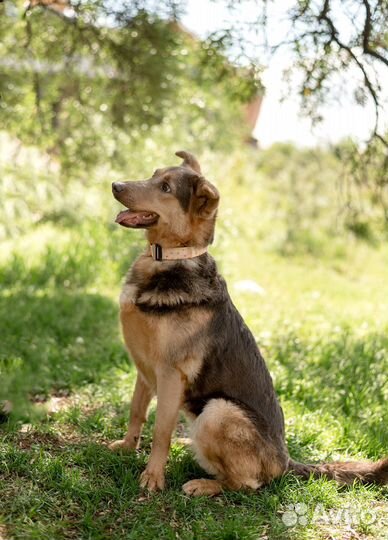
[181,0,388,147]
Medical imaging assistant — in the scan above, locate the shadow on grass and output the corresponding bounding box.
[0,287,128,416]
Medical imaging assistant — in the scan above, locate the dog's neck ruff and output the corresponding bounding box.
[148,243,208,262]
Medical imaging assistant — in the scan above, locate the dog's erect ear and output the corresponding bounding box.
[193,178,220,218]
[175,150,201,174]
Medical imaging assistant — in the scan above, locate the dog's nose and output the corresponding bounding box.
[112,182,125,194]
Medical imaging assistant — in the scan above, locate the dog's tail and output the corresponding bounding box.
[287,457,388,485]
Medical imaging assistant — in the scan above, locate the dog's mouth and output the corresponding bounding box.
[115,209,159,228]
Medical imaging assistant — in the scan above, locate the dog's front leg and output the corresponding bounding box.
[140,367,183,492]
[109,373,153,452]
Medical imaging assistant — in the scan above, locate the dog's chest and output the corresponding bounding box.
[119,284,160,387]
[119,282,210,389]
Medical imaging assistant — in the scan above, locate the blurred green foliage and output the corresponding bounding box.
[1,0,387,233]
[2,132,387,250]
[0,1,260,173]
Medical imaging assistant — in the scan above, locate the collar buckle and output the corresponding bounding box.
[151,243,163,261]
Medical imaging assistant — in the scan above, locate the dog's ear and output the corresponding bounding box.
[175,150,201,174]
[193,177,220,218]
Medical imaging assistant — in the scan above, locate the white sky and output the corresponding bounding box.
[182,0,388,147]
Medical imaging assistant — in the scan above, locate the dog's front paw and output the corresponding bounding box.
[108,439,137,452]
[140,467,165,492]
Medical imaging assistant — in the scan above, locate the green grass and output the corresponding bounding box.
[1,163,388,539]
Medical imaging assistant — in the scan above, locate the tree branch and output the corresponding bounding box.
[318,0,387,147]
[361,0,388,67]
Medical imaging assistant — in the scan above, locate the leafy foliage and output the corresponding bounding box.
[0,1,260,173]
[1,0,387,221]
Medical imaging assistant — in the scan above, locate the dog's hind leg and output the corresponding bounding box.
[183,398,286,496]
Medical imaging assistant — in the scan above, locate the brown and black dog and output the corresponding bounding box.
[110,150,387,496]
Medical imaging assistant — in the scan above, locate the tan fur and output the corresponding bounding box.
[182,479,223,497]
[120,278,211,377]
[119,284,137,309]
[113,165,218,249]
[144,176,218,248]
[120,305,158,390]
[139,368,185,491]
[146,212,215,251]
[189,399,282,491]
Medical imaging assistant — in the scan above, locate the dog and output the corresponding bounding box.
[110,150,387,496]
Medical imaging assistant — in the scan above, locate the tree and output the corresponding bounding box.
[0,0,260,173]
[0,0,387,221]
[243,0,388,222]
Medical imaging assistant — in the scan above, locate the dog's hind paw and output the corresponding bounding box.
[182,479,223,497]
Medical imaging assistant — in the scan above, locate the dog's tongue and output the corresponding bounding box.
[115,210,156,228]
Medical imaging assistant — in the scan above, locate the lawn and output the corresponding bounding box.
[1,160,388,539]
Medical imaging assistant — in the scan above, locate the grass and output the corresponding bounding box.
[1,155,388,539]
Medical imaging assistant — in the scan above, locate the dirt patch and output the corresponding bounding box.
[31,389,76,414]
[15,429,73,450]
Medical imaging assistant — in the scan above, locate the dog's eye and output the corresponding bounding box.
[160,182,171,193]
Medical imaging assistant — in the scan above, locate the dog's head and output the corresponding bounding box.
[112,151,219,247]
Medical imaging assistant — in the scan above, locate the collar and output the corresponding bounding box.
[148,243,208,261]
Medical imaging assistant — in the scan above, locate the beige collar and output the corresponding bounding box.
[148,243,208,261]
